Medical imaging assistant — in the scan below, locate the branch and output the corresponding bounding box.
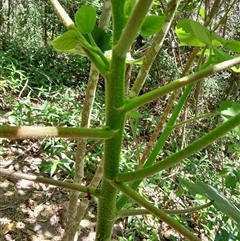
[110,181,201,241]
[115,111,240,182]
[0,125,115,139]
[0,168,99,197]
[124,56,240,113]
[129,0,180,98]
[117,201,213,218]
[113,0,154,57]
[49,0,74,29]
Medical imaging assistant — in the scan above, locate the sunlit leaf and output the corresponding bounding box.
[140,15,165,37]
[50,162,58,177]
[176,19,224,47]
[51,30,79,51]
[176,19,205,46]
[199,8,205,20]
[104,50,142,65]
[217,101,240,135]
[75,6,96,34]
[125,0,137,20]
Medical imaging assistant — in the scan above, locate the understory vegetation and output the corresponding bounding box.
[0,0,240,240]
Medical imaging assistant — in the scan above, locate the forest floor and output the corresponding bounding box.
[0,138,67,240]
[0,137,100,241]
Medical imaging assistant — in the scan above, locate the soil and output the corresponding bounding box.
[0,138,66,240]
[0,138,99,241]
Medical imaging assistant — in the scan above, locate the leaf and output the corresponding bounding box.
[50,162,58,177]
[59,163,74,177]
[198,8,205,20]
[176,19,224,47]
[190,20,211,46]
[75,5,96,34]
[51,30,79,51]
[84,25,111,52]
[39,162,52,174]
[140,15,165,37]
[213,48,232,62]
[225,40,240,53]
[218,101,240,118]
[126,110,143,119]
[125,0,137,20]
[217,101,240,135]
[176,19,205,47]
[180,178,240,227]
[225,173,237,189]
[2,222,16,234]
[104,50,142,65]
[234,169,240,180]
[58,44,86,56]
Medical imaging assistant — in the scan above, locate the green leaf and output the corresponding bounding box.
[190,21,211,46]
[140,15,165,37]
[225,40,240,53]
[176,19,205,47]
[218,101,240,119]
[212,49,240,72]
[50,162,58,177]
[75,6,96,34]
[84,25,111,52]
[234,169,240,180]
[104,50,143,65]
[39,162,52,174]
[126,110,143,119]
[213,48,232,62]
[217,101,240,135]
[125,0,137,20]
[198,8,205,20]
[176,19,224,47]
[58,161,74,177]
[225,173,237,189]
[217,168,229,177]
[58,44,86,56]
[51,30,79,51]
[180,178,240,227]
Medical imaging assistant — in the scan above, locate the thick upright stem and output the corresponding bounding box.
[95,2,127,239]
[95,54,126,240]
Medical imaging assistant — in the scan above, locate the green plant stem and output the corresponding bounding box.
[115,111,240,182]
[117,84,193,210]
[124,56,240,112]
[172,112,219,130]
[0,168,99,197]
[129,0,180,98]
[117,43,199,211]
[95,55,126,240]
[110,0,126,45]
[111,181,201,241]
[0,125,115,139]
[117,200,213,218]
[114,0,154,57]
